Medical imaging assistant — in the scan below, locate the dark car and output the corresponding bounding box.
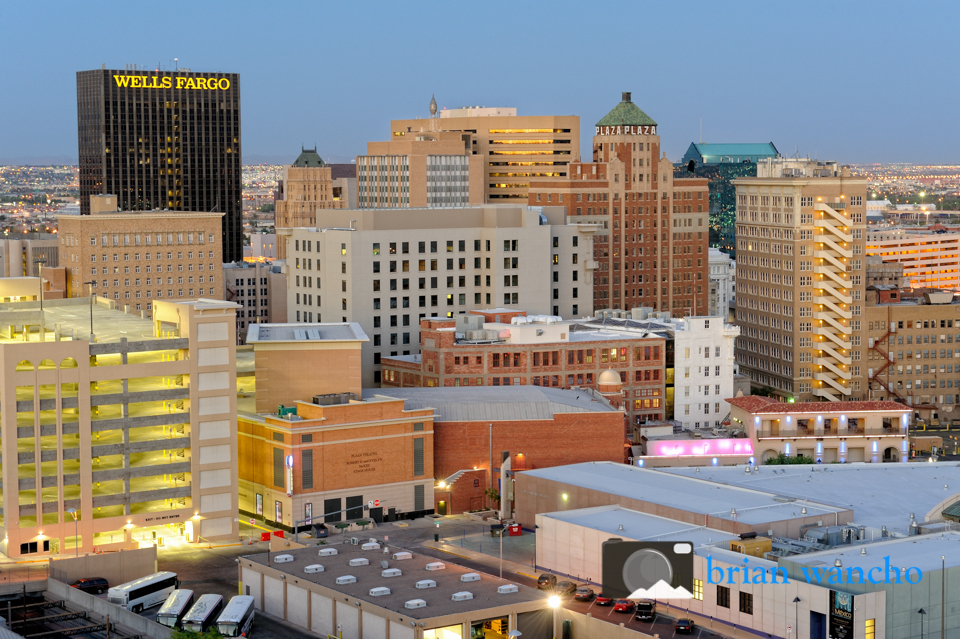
[574,587,595,601]
[635,600,656,620]
[555,580,577,596]
[613,599,636,613]
[72,577,109,595]
[595,593,614,606]
[537,574,557,590]
[676,619,695,634]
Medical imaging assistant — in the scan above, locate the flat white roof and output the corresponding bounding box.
[786,531,960,573]
[521,462,845,525]
[540,505,737,548]
[662,463,960,534]
[246,322,368,343]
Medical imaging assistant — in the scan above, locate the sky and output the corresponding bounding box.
[2,0,959,165]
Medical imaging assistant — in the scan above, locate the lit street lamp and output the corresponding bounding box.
[33,258,46,313]
[548,595,561,639]
[82,281,96,337]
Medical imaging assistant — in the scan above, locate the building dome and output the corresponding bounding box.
[598,369,621,386]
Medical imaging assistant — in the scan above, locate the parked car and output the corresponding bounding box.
[573,587,595,601]
[554,581,577,596]
[613,600,636,613]
[72,578,109,595]
[537,574,557,590]
[635,600,656,620]
[595,593,614,606]
[676,619,695,634]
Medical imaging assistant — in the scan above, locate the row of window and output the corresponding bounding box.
[81,232,215,247]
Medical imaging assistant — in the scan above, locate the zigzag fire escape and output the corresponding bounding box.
[867,311,906,403]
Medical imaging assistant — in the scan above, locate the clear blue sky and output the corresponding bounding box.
[2,0,958,165]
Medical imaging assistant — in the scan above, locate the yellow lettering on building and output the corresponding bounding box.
[112,74,231,90]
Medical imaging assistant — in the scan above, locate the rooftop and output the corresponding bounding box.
[661,463,960,534]
[243,543,545,619]
[596,93,657,128]
[366,386,617,422]
[683,142,780,164]
[521,462,845,525]
[785,531,960,574]
[540,505,737,548]
[292,147,326,168]
[726,396,910,415]
[246,322,368,344]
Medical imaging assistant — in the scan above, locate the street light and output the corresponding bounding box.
[919,608,926,639]
[66,508,78,557]
[793,596,801,637]
[548,595,561,639]
[33,258,46,313]
[82,281,96,337]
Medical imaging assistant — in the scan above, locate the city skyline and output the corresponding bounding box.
[3,0,960,166]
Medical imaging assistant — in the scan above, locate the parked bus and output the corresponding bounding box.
[156,589,195,628]
[216,595,256,637]
[107,572,179,613]
[182,594,224,633]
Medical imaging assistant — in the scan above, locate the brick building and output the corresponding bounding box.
[367,386,625,516]
[527,92,710,316]
[380,310,667,428]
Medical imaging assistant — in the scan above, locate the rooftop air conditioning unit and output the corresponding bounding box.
[452,592,474,602]
[319,548,338,556]
[304,564,324,574]
[460,573,481,582]
[425,562,446,571]
[350,537,359,545]
[382,568,402,578]
[362,542,381,551]
[274,555,293,564]
[335,575,357,585]
[405,599,427,609]
[349,558,369,567]
[498,584,519,594]
[392,552,412,561]
[369,587,391,597]
[416,579,437,589]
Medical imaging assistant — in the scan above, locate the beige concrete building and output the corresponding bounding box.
[866,227,960,290]
[279,204,594,386]
[391,104,579,203]
[274,148,355,258]
[734,158,868,402]
[358,131,484,209]
[56,195,224,310]
[0,295,239,558]
[223,261,287,344]
[0,234,59,278]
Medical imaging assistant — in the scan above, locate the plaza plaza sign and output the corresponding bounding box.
[113,75,231,90]
[595,125,657,136]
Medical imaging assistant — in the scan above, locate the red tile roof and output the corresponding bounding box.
[726,395,909,415]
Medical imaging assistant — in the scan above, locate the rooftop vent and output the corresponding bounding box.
[392,552,413,561]
[362,542,381,551]
[426,562,446,571]
[452,591,474,602]
[319,548,338,556]
[416,579,437,589]
[274,554,294,564]
[336,575,357,585]
[382,568,402,578]
[349,558,370,567]
[304,564,324,574]
[498,584,519,594]
[461,572,481,582]
[369,587,391,597]
[405,599,427,609]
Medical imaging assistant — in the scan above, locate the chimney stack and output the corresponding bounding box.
[622,92,632,103]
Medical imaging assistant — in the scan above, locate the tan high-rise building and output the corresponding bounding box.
[57,195,224,310]
[527,93,710,316]
[274,148,355,258]
[0,294,239,558]
[358,131,484,209]
[391,103,578,203]
[733,158,868,402]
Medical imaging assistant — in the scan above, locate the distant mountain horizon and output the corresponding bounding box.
[0,153,358,167]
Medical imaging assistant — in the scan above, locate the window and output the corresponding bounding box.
[739,592,753,615]
[692,579,703,601]
[865,620,875,639]
[717,585,730,608]
[413,438,424,476]
[273,448,284,488]
[301,449,314,490]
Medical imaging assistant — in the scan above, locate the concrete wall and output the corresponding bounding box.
[48,546,158,588]
[46,578,173,639]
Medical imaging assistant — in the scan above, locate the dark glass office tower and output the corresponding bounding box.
[77,68,242,262]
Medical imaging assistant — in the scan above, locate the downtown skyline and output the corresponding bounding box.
[2,0,960,165]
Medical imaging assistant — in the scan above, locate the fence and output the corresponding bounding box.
[0,563,49,590]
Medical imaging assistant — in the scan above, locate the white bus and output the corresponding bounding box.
[182,594,224,633]
[156,589,195,628]
[107,572,179,613]
[216,595,256,637]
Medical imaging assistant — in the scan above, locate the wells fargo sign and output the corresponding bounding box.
[113,75,231,90]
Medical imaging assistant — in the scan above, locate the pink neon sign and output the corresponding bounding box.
[649,439,754,457]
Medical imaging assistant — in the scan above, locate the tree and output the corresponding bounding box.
[752,386,778,397]
[170,629,223,639]
[484,487,500,509]
[763,453,815,466]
